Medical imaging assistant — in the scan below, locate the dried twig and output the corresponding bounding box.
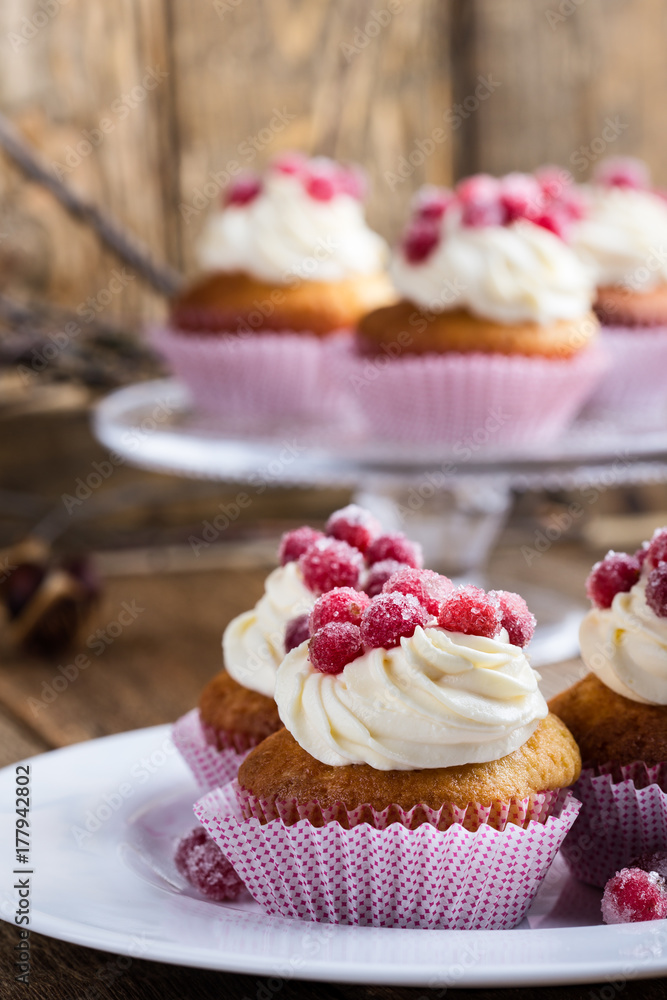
[0,113,183,298]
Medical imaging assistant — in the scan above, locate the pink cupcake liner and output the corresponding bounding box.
[194,780,580,929]
[345,345,608,447]
[172,709,249,791]
[149,324,351,422]
[561,762,667,889]
[582,325,667,427]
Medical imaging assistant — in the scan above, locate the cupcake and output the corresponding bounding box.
[195,576,581,928]
[351,171,606,447]
[569,157,667,426]
[549,529,667,887]
[152,153,394,422]
[174,505,424,789]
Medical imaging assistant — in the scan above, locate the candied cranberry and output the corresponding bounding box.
[284,613,311,653]
[309,622,362,674]
[305,172,337,201]
[601,868,667,924]
[531,208,570,240]
[299,538,363,595]
[363,559,410,597]
[336,165,366,200]
[278,526,325,566]
[366,533,423,570]
[309,587,370,635]
[645,527,667,569]
[413,186,454,221]
[438,585,502,638]
[535,165,569,201]
[586,551,641,609]
[635,543,649,569]
[325,504,381,554]
[272,152,307,176]
[499,172,542,222]
[456,174,506,228]
[175,827,245,902]
[646,564,667,618]
[594,156,650,190]
[631,851,667,881]
[360,592,429,650]
[225,175,262,206]
[492,590,536,647]
[403,219,440,264]
[382,567,453,617]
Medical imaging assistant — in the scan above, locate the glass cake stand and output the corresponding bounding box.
[94,378,667,665]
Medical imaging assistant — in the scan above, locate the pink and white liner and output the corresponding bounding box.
[172,709,250,792]
[582,325,667,427]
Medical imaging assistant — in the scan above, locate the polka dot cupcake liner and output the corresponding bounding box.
[194,780,580,929]
[561,762,667,889]
[582,325,667,428]
[345,345,608,447]
[149,324,352,422]
[172,709,250,792]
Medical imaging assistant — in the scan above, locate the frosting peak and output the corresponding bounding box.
[275,624,547,770]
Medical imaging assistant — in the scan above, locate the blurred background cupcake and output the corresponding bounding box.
[352,171,606,447]
[152,153,394,423]
[570,157,667,427]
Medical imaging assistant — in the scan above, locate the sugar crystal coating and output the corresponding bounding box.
[437,585,502,638]
[299,537,364,595]
[492,590,536,647]
[279,526,324,566]
[309,621,363,674]
[586,551,641,609]
[366,533,423,570]
[382,567,453,616]
[646,527,667,570]
[646,564,667,618]
[284,613,311,653]
[175,827,245,902]
[225,174,262,206]
[631,851,667,880]
[309,587,371,635]
[601,867,667,924]
[325,504,381,554]
[363,559,411,598]
[360,591,429,650]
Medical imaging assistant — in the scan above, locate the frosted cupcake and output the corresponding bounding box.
[549,529,667,887]
[570,157,667,425]
[353,171,606,446]
[196,575,581,928]
[153,153,393,422]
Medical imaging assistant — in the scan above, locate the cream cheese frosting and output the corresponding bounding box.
[223,562,314,698]
[571,186,667,291]
[197,169,388,284]
[579,577,667,705]
[274,624,548,770]
[391,216,594,325]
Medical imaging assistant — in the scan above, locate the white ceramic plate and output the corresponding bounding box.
[1,724,667,988]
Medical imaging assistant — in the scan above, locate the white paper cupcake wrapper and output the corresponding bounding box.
[194,781,580,929]
[172,709,249,792]
[149,324,351,421]
[582,325,667,427]
[561,762,667,889]
[344,345,608,446]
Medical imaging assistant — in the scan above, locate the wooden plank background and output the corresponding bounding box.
[0,0,666,326]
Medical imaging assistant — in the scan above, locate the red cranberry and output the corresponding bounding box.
[284,613,311,653]
[325,504,381,554]
[492,590,536,647]
[456,174,506,227]
[630,851,667,881]
[594,157,650,191]
[366,534,423,570]
[414,186,454,221]
[601,868,667,924]
[360,592,428,650]
[305,172,337,202]
[499,172,542,221]
[308,622,363,674]
[299,538,364,595]
[437,585,502,639]
[336,165,366,200]
[278,526,325,566]
[586,551,641,609]
[403,219,440,264]
[646,564,667,618]
[645,528,667,569]
[175,827,245,902]
[363,559,411,598]
[382,567,453,617]
[272,152,307,176]
[225,175,262,206]
[308,587,371,634]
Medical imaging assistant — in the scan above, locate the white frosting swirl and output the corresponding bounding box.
[275,625,547,770]
[391,217,594,325]
[197,171,388,284]
[579,578,667,705]
[571,186,667,290]
[223,562,314,698]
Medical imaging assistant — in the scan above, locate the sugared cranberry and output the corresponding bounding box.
[175,827,245,902]
[360,592,429,650]
[403,220,440,264]
[645,527,667,569]
[299,538,364,595]
[499,173,542,222]
[413,186,454,221]
[272,152,307,176]
[631,851,667,881]
[284,613,311,653]
[646,564,667,618]
[225,175,262,206]
[382,567,453,617]
[601,868,667,924]
[635,543,650,569]
[278,526,325,566]
[456,174,505,228]
[534,165,569,201]
[366,533,423,570]
[438,585,502,638]
[492,590,536,647]
[594,156,650,191]
[532,208,570,240]
[325,504,381,554]
[308,587,371,634]
[586,551,641,609]
[309,622,363,674]
[336,165,366,200]
[305,172,337,202]
[363,559,410,597]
